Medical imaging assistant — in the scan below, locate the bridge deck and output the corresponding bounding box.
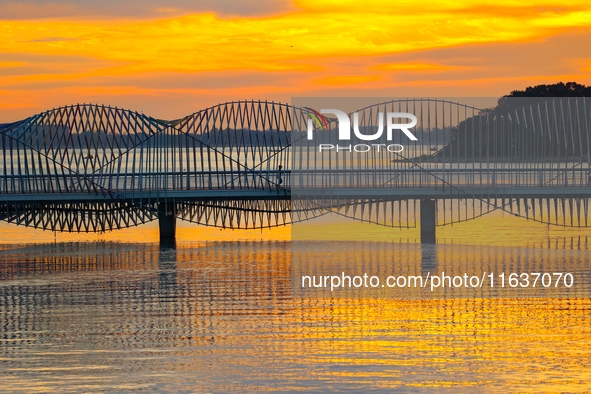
[2,186,591,203]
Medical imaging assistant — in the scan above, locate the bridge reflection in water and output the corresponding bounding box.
[1,241,590,391]
[1,98,591,244]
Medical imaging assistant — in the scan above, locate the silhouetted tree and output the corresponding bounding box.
[496,82,591,114]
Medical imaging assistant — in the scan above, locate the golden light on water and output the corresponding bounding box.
[292,297,591,390]
[0,220,291,244]
[3,209,591,247]
[1,234,590,390]
[292,211,591,248]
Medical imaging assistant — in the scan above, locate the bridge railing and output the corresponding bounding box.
[0,170,291,194]
[293,168,591,189]
[1,168,591,195]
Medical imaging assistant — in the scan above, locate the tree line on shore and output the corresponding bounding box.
[433,82,591,161]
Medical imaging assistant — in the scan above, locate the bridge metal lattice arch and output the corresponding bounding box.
[0,102,323,232]
[292,97,591,228]
[2,98,591,234]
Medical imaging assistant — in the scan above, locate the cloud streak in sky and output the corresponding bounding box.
[0,0,590,120]
[0,0,294,19]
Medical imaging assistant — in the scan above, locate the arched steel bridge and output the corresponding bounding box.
[1,98,591,242]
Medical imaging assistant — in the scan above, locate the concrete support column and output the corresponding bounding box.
[158,201,176,247]
[420,199,436,244]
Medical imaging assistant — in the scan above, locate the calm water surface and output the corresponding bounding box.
[1,240,591,392]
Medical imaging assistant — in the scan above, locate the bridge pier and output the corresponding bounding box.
[158,201,176,248]
[420,199,436,244]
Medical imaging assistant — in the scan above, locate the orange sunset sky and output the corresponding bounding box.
[1,0,591,122]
